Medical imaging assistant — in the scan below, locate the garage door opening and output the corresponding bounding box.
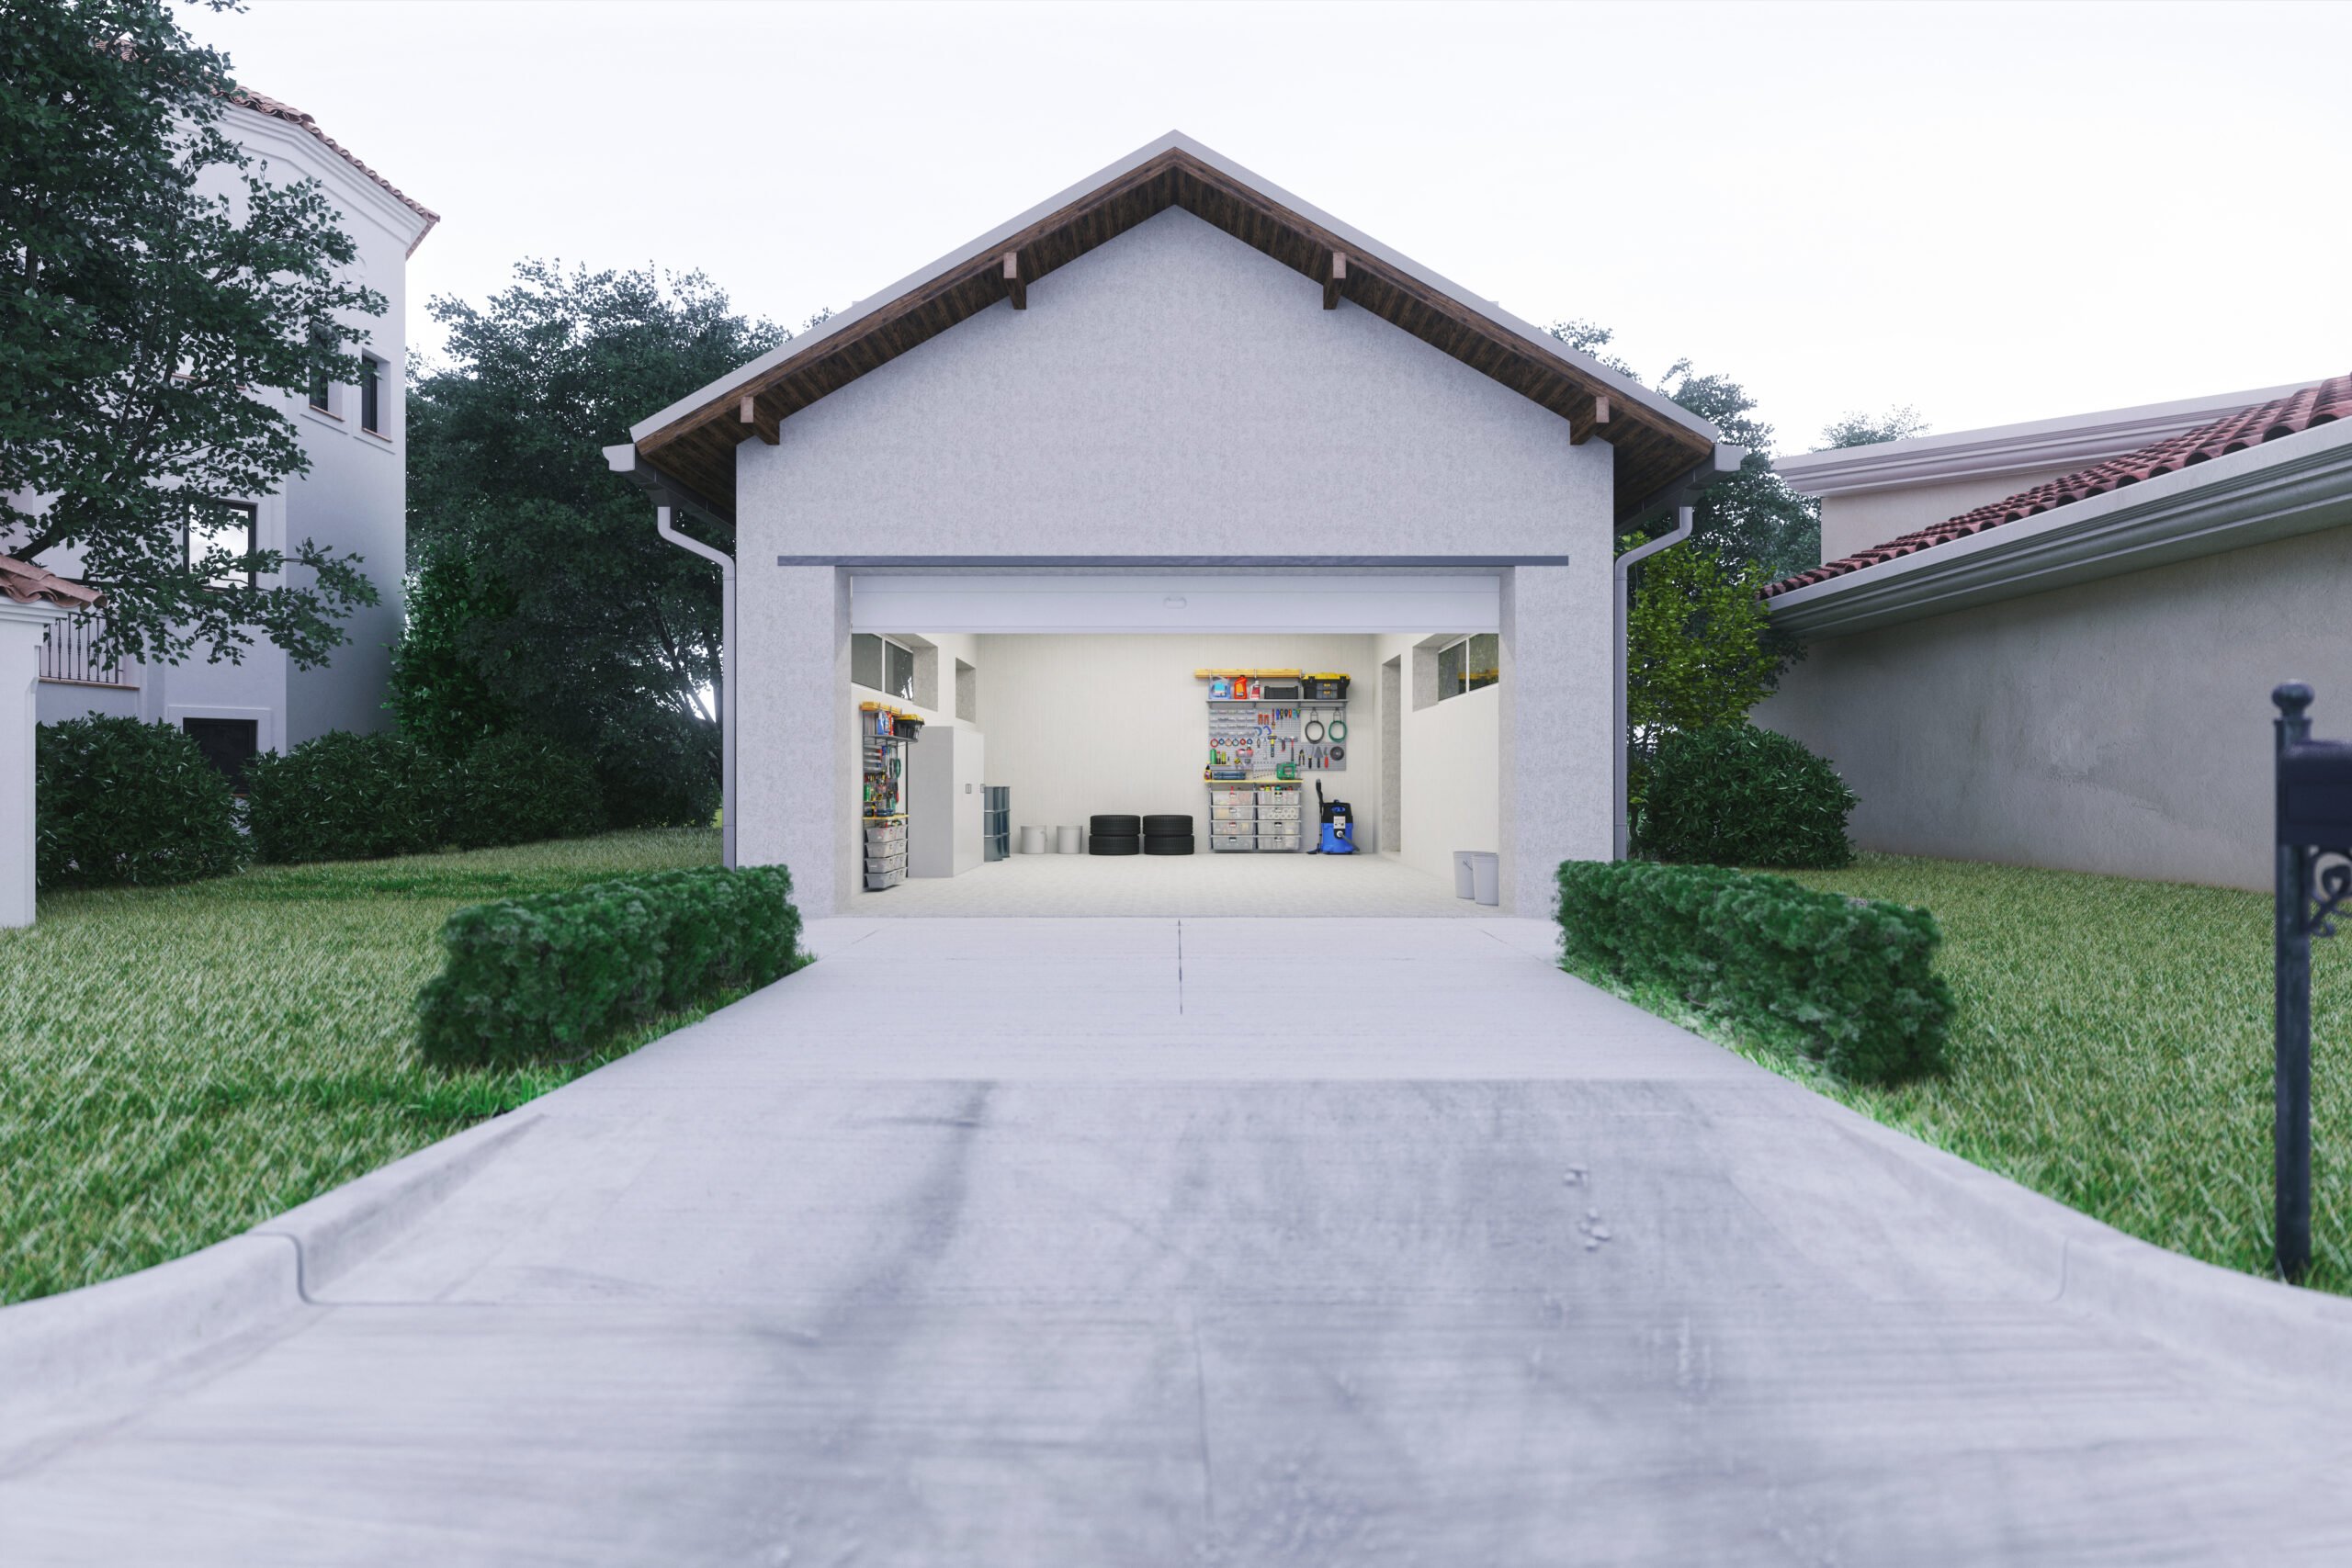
[841,572,1505,917]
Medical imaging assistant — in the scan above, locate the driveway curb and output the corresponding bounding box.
[1818,1097,2352,1391]
[0,1111,539,1409]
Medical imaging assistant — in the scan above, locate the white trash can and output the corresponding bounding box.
[1057,825,1085,854]
[1453,851,1476,899]
[1018,826,1047,855]
[1469,851,1500,907]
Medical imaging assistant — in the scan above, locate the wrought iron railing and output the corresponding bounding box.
[39,615,134,687]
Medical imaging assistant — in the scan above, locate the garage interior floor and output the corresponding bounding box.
[847,847,1481,917]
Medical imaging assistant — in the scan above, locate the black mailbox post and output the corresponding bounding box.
[2272,682,2352,1282]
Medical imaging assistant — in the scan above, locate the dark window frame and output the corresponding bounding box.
[182,716,260,795]
[358,353,384,434]
[185,499,258,590]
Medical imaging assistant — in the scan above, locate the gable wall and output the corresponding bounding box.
[736,208,1611,559]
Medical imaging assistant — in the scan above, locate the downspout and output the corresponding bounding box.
[1611,505,1693,861]
[654,505,738,870]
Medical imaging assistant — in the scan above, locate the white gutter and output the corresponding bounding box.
[1768,418,2352,638]
[605,444,738,869]
[1611,506,1693,860]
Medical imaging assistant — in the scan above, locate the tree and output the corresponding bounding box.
[1,0,386,667]
[401,262,790,825]
[1544,321,1821,583]
[1623,540,1782,807]
[1819,406,1931,449]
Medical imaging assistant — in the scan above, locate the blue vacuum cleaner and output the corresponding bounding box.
[1314,781,1357,854]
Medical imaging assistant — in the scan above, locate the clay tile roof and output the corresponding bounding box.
[222,86,439,255]
[1762,372,2352,600]
[0,556,102,609]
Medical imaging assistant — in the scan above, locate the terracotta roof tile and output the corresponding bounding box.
[0,556,102,609]
[1762,372,2352,599]
[223,87,439,255]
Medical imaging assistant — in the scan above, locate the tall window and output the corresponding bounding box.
[1436,633,1499,701]
[852,633,917,701]
[307,325,333,412]
[359,354,384,434]
[186,499,257,589]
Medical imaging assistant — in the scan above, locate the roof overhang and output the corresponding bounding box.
[1766,419,2352,637]
[627,131,1722,527]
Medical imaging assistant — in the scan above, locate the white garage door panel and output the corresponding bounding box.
[850,573,1501,633]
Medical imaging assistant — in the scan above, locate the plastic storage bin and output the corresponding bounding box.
[1454,851,1476,898]
[1468,851,1499,907]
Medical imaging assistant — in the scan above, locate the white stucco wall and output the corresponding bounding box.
[20,104,416,752]
[1760,523,2352,891]
[731,208,1618,911]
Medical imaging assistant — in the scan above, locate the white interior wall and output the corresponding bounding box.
[1374,631,1501,884]
[973,633,1390,846]
[846,629,985,883]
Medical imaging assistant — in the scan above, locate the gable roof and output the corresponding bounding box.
[223,87,439,255]
[1763,372,2352,600]
[627,132,1724,525]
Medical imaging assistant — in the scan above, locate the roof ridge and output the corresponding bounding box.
[1762,371,2352,599]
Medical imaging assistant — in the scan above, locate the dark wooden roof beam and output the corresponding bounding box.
[1323,251,1348,310]
[1570,393,1611,446]
[1002,251,1026,310]
[739,393,778,446]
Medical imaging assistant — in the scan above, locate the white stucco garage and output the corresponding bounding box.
[608,133,1737,915]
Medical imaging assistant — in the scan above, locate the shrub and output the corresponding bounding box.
[416,865,804,1070]
[451,733,606,850]
[244,730,451,863]
[34,716,244,887]
[1639,723,1856,868]
[1556,859,1951,1083]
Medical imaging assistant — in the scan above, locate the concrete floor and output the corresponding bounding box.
[849,845,1477,916]
[6,918,2352,1564]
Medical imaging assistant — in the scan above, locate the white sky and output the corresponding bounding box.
[191,0,2349,455]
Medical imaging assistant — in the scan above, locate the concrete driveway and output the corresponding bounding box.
[6,918,2352,1565]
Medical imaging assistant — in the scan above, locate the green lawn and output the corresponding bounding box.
[1579,854,2351,1293]
[0,828,724,1305]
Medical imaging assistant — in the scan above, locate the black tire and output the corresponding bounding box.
[1143,836,1194,856]
[1089,834,1141,856]
[1141,814,1193,836]
[1090,814,1140,837]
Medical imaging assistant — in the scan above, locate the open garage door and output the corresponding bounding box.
[848,571,1500,635]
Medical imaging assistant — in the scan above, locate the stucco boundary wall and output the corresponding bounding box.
[0,1111,539,1417]
[1759,523,2352,892]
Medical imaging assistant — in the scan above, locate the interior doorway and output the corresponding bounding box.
[1379,656,1402,853]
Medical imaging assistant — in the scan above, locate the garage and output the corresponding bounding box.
[839,570,1503,915]
[606,133,1736,915]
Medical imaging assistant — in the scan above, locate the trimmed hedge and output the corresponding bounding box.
[416,865,804,1069]
[451,732,606,850]
[34,716,244,887]
[1638,723,1856,869]
[1557,859,1951,1083]
[245,730,452,863]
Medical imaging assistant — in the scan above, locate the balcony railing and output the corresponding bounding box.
[40,616,135,688]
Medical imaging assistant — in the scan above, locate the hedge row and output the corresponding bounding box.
[247,730,604,863]
[417,865,804,1069]
[1556,860,1951,1084]
[35,716,244,888]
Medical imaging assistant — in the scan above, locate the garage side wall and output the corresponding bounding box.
[1758,524,2352,892]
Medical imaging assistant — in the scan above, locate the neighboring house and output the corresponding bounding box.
[21,88,436,786]
[1760,374,2352,890]
[606,132,1739,916]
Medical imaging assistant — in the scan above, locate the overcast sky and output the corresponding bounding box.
[190,0,2347,455]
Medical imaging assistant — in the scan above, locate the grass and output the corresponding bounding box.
[0,828,726,1306]
[1566,853,2352,1294]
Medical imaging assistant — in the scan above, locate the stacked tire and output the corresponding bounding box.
[1142,813,1194,856]
[1088,814,1140,855]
